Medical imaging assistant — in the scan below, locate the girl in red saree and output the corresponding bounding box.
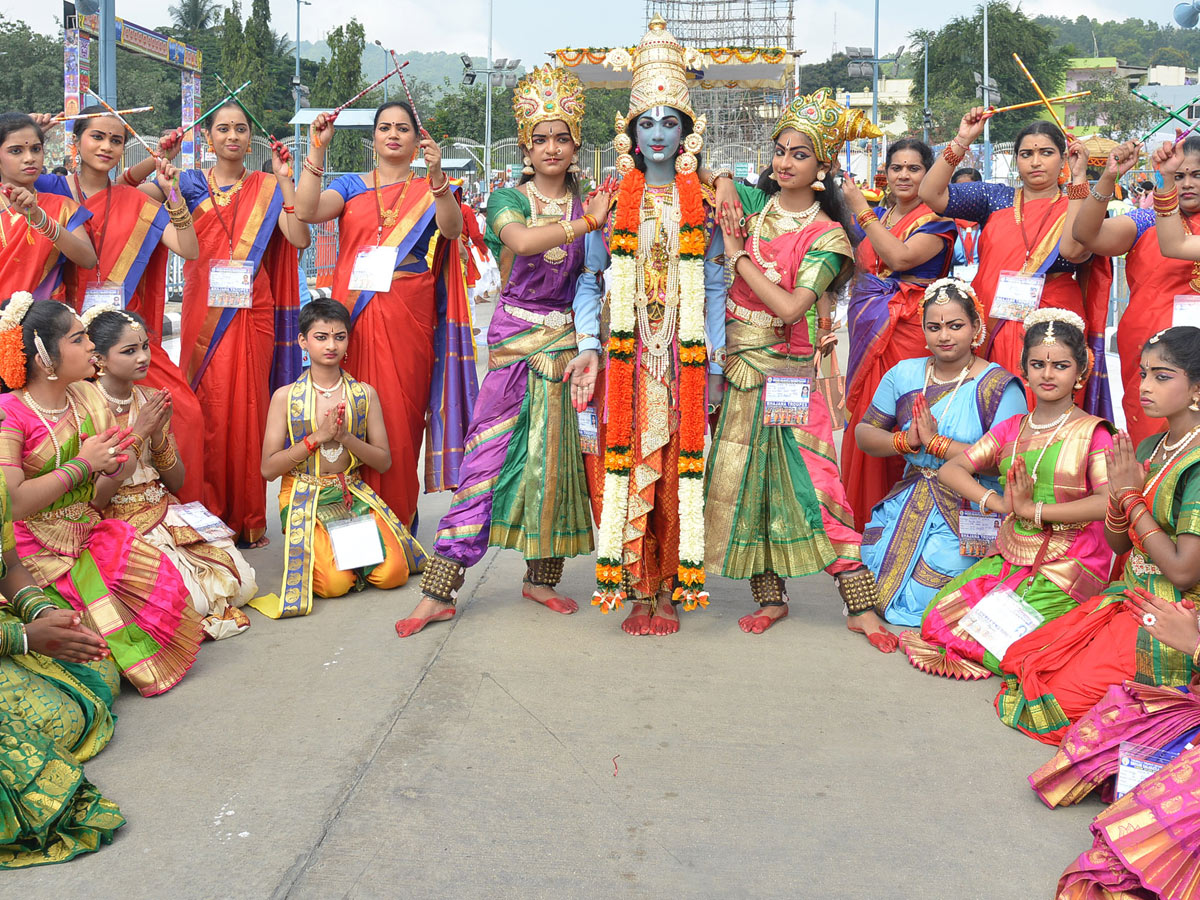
[36,107,206,502]
[919,112,1113,421]
[840,138,956,528]
[295,102,476,530]
[0,295,201,696]
[1069,137,1200,446]
[175,103,310,546]
[0,114,96,299]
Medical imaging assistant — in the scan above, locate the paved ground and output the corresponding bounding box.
[7,307,1106,899]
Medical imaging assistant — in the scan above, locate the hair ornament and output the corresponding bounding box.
[0,292,34,389]
[33,331,54,372]
[1023,306,1086,339]
[922,277,988,347]
[1149,328,1169,345]
[81,304,142,332]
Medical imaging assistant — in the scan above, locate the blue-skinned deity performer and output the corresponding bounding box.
[574,15,727,637]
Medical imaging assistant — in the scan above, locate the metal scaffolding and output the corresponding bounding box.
[648,0,796,147]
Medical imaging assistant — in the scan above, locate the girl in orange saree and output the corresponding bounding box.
[295,102,476,530]
[36,107,206,502]
[0,296,201,696]
[0,114,96,300]
[176,103,310,546]
[840,138,956,528]
[919,112,1113,420]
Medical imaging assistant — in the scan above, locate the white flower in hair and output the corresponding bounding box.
[1022,307,1085,333]
[922,276,979,305]
[0,292,35,332]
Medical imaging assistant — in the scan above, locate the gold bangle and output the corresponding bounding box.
[560,220,575,244]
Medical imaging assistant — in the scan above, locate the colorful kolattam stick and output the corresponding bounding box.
[984,92,1088,118]
[313,67,405,147]
[1012,52,1069,135]
[86,90,160,158]
[54,106,153,123]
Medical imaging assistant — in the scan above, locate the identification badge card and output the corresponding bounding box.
[81,282,124,314]
[207,259,254,308]
[762,376,811,426]
[327,514,386,571]
[959,585,1045,660]
[991,271,1045,322]
[1173,294,1200,328]
[959,509,1003,558]
[169,501,236,542]
[577,406,599,456]
[954,263,979,284]
[348,245,399,292]
[1116,742,1181,799]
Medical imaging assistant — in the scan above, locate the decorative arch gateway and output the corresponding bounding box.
[63,2,203,170]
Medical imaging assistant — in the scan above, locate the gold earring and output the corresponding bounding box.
[46,368,58,382]
[568,155,581,174]
[1191,396,1200,412]
[521,155,534,176]
[373,149,380,168]
[1074,379,1084,390]
[206,136,214,154]
[811,171,827,191]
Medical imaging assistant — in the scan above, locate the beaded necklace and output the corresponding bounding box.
[1008,411,1071,485]
[1145,425,1200,496]
[22,390,84,468]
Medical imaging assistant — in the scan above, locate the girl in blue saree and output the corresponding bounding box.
[856,279,1026,632]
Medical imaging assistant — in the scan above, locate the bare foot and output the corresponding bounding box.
[621,600,652,635]
[395,597,456,638]
[738,603,788,634]
[237,535,270,550]
[522,582,578,614]
[648,595,679,636]
[846,609,899,653]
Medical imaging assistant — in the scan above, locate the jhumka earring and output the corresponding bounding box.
[521,155,535,176]
[373,149,380,168]
[34,332,57,381]
[568,155,581,175]
[1191,395,1200,412]
[206,136,214,154]
[811,170,827,191]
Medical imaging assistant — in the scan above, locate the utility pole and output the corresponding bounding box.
[98,0,116,103]
[923,37,929,144]
[871,0,880,176]
[983,1,992,180]
[484,0,494,196]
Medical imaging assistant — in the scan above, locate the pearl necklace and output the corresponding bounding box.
[1145,425,1200,496]
[95,379,134,412]
[23,391,83,468]
[1009,411,1071,485]
[311,376,343,401]
[923,359,974,415]
[751,196,820,284]
[1027,410,1071,431]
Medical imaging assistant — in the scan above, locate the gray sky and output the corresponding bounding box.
[15,0,1177,67]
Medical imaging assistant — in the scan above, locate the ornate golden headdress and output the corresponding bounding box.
[772,88,882,164]
[610,15,707,175]
[512,65,586,147]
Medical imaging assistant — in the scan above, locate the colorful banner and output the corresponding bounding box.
[76,12,201,72]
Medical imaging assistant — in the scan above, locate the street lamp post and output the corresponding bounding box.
[460,4,520,200]
[983,1,992,180]
[871,0,880,175]
[294,0,311,177]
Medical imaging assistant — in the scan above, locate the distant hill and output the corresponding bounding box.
[297,44,519,97]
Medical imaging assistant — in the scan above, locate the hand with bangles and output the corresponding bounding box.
[1123,586,1200,660]
[78,424,134,475]
[910,392,940,450]
[24,608,109,663]
[132,389,171,443]
[1105,431,1148,495]
[563,351,598,413]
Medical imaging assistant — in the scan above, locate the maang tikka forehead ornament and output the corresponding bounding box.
[608,15,707,175]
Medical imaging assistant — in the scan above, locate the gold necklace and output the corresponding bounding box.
[751,196,820,283]
[206,167,248,207]
[525,182,570,218]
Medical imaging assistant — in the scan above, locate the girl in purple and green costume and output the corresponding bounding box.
[401,66,613,636]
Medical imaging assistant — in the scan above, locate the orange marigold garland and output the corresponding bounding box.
[592,167,711,612]
[0,292,35,389]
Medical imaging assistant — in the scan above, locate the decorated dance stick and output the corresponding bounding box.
[1011,52,1069,135]
[190,79,251,129]
[211,73,293,174]
[313,68,404,147]
[983,92,1089,119]
[86,90,161,159]
[53,105,154,123]
[1139,96,1200,145]
[1131,90,1196,132]
[387,52,423,133]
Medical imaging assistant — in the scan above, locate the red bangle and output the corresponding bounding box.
[1065,182,1090,201]
[303,435,317,453]
[282,204,295,214]
[122,169,140,187]
[893,431,915,456]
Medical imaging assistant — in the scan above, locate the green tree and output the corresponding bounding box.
[1150,47,1190,68]
[911,1,1070,143]
[1070,72,1158,140]
[428,80,515,143]
[168,0,223,36]
[581,89,627,147]
[0,16,64,117]
[311,20,368,171]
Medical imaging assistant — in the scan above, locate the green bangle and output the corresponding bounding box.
[0,620,24,656]
[11,585,52,622]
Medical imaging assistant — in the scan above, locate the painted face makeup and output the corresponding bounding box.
[636,106,683,162]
